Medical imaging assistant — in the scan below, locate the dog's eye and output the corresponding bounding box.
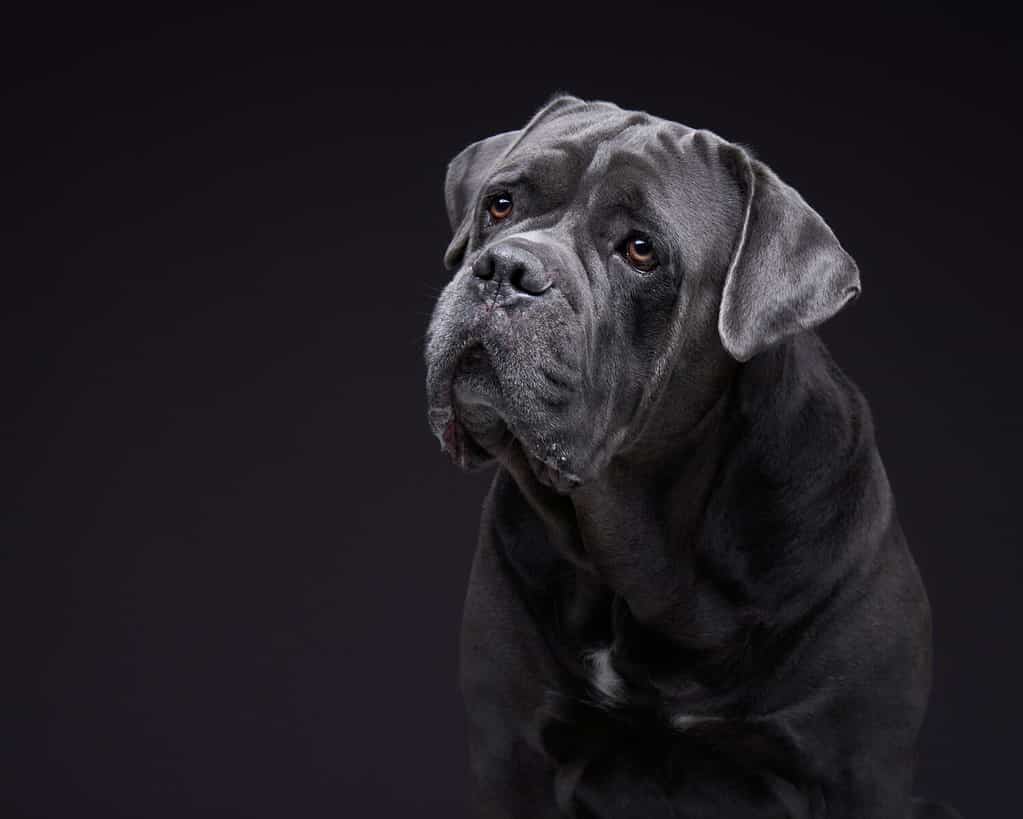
[623,235,658,271]
[487,194,513,221]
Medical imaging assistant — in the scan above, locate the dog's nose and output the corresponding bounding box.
[472,244,553,297]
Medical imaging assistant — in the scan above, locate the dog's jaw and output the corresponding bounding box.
[428,400,583,494]
[523,446,582,494]
[426,333,586,492]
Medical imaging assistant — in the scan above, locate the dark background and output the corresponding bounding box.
[2,4,1019,817]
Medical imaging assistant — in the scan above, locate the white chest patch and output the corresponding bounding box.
[583,646,628,706]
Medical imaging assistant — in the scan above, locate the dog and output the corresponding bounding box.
[424,95,959,818]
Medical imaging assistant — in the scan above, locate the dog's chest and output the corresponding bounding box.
[505,531,725,744]
[550,576,721,734]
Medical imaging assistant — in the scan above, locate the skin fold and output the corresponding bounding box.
[424,95,959,819]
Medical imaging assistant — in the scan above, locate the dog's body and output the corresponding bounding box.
[425,96,957,818]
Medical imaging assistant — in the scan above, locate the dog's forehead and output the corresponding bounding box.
[499,101,697,197]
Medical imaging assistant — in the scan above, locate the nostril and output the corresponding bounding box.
[510,264,554,296]
[477,247,553,296]
[471,255,493,280]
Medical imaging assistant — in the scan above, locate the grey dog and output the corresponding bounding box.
[424,95,959,818]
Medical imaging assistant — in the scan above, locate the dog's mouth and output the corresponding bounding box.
[427,343,509,470]
[428,345,583,493]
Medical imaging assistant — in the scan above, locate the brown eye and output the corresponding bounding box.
[625,236,658,270]
[488,195,513,220]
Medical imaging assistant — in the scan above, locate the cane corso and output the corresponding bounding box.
[424,95,958,818]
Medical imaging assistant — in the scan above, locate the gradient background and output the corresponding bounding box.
[3,5,1019,817]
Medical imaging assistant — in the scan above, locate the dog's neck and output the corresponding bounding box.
[497,332,885,652]
[568,348,742,628]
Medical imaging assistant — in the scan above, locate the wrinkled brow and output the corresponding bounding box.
[584,150,670,218]
[489,139,588,200]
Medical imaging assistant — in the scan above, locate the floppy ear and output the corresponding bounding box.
[443,130,520,269]
[718,148,861,361]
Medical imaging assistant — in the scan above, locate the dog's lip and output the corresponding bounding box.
[525,449,582,493]
[428,344,583,491]
[429,396,509,469]
[429,405,490,469]
[429,402,582,492]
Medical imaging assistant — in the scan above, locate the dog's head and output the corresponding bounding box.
[425,95,859,492]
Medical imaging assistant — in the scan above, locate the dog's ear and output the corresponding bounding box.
[443,130,520,269]
[718,146,861,361]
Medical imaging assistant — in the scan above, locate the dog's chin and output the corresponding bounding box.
[449,416,584,495]
[427,343,587,493]
[429,391,583,496]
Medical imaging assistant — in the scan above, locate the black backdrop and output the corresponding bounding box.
[3,4,1019,817]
